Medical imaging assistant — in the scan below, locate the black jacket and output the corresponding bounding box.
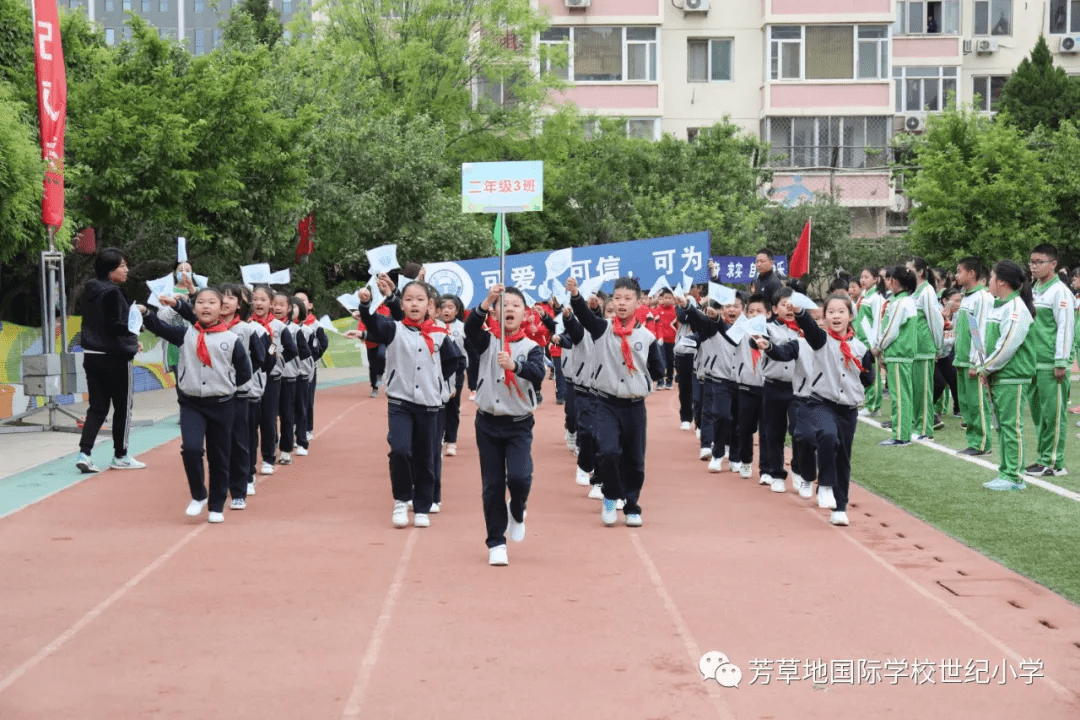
[753,269,783,304]
[79,279,139,358]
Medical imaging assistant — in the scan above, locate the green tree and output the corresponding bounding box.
[759,196,851,291]
[999,35,1080,134]
[0,84,44,262]
[1033,121,1080,268]
[222,0,284,50]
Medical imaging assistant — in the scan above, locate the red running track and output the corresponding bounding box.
[2,382,1079,719]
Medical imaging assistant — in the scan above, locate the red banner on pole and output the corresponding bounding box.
[33,0,67,229]
[789,218,811,279]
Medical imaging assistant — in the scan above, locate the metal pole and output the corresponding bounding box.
[499,213,507,347]
[39,250,50,355]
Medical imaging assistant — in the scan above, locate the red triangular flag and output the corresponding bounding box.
[789,218,811,278]
[74,227,96,255]
[295,213,315,263]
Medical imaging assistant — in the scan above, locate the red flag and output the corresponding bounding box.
[33,0,67,228]
[74,227,96,254]
[295,213,315,263]
[789,218,811,279]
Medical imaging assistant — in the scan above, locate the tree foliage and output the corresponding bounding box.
[999,35,1080,134]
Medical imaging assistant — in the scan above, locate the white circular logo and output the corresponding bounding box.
[425,262,476,307]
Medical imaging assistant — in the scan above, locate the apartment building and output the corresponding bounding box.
[536,0,1080,236]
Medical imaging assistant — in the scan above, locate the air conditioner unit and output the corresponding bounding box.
[684,0,710,11]
[1059,36,1080,54]
[975,38,998,54]
[900,113,926,133]
[962,39,973,54]
[565,0,590,7]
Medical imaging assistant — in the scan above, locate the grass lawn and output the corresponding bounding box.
[851,377,1080,605]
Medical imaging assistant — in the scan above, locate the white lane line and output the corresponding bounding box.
[0,524,207,694]
[314,401,366,441]
[630,533,738,720]
[342,529,418,719]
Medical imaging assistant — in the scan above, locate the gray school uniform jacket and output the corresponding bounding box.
[795,311,874,408]
[562,310,596,390]
[358,302,463,408]
[264,317,297,379]
[759,320,800,384]
[143,311,252,400]
[247,322,272,399]
[673,316,697,357]
[680,305,738,382]
[763,336,815,398]
[464,305,546,416]
[280,324,311,381]
[734,335,765,388]
[570,293,663,400]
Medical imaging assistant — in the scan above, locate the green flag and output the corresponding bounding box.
[493,213,510,254]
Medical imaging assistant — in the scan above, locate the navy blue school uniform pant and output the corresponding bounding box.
[662,342,675,386]
[229,396,252,500]
[576,390,596,477]
[367,345,386,391]
[553,356,566,402]
[294,376,310,450]
[465,344,480,392]
[564,381,578,435]
[434,406,446,504]
[179,394,235,513]
[700,378,736,456]
[475,412,534,548]
[307,369,317,435]
[247,397,261,478]
[760,380,793,479]
[735,386,762,466]
[279,378,297,453]
[692,374,703,429]
[790,398,816,482]
[675,354,694,423]
[802,398,858,511]
[444,378,464,444]
[594,397,647,515]
[387,399,438,514]
[259,375,281,464]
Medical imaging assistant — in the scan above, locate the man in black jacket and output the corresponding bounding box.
[76,248,146,473]
[752,248,784,303]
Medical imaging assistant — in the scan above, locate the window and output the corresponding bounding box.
[282,0,292,13]
[627,118,659,140]
[894,66,957,111]
[123,26,132,40]
[213,28,223,47]
[626,28,657,81]
[159,0,167,11]
[195,28,205,55]
[770,26,802,80]
[894,1,960,35]
[68,0,77,8]
[974,0,1011,35]
[687,127,700,142]
[105,28,116,45]
[105,0,114,10]
[1050,0,1080,33]
[857,26,888,79]
[539,28,570,80]
[806,26,853,79]
[563,26,661,83]
[766,116,890,168]
[141,0,149,11]
[687,39,732,82]
[194,0,203,10]
[123,0,130,10]
[477,73,520,108]
[972,75,1007,111]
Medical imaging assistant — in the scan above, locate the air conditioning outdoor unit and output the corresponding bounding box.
[900,114,926,133]
[684,0,710,11]
[975,38,999,54]
[1059,36,1080,54]
[565,0,590,7]
[962,39,973,54]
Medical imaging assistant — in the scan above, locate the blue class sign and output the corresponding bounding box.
[709,256,788,285]
[461,161,544,214]
[423,231,711,309]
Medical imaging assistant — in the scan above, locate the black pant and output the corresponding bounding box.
[594,397,647,515]
[760,381,793,479]
[692,374,703,428]
[367,345,386,390]
[444,377,465,443]
[260,375,281,463]
[78,354,133,458]
[475,412,534,548]
[229,396,251,500]
[790,398,817,482]
[662,343,675,386]
[466,344,480,391]
[434,406,445,504]
[307,369,317,434]
[179,395,234,513]
[553,356,566,402]
[387,399,438,513]
[247,398,261,478]
[735,386,762,466]
[564,381,578,434]
[279,379,297,453]
[294,377,310,450]
[700,378,736,454]
[575,390,596,476]
[803,399,858,511]
[934,353,960,414]
[675,353,694,423]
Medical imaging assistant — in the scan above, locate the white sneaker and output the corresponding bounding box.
[792,472,804,487]
[707,457,724,473]
[759,472,772,487]
[601,498,617,526]
[413,513,430,528]
[616,499,626,510]
[830,510,850,526]
[695,428,701,440]
[185,499,208,517]
[728,461,742,475]
[445,443,457,457]
[278,452,292,465]
[247,481,257,496]
[260,462,275,475]
[75,453,100,474]
[680,421,691,431]
[576,467,591,486]
[739,464,752,479]
[207,511,225,524]
[770,477,786,494]
[429,502,441,514]
[230,498,246,510]
[507,502,526,543]
[858,408,872,417]
[488,545,508,566]
[392,501,409,528]
[110,455,146,470]
[625,514,642,527]
[798,480,814,499]
[294,446,308,456]
[588,484,604,499]
[307,432,313,442]
[699,447,712,461]
[818,486,837,510]
[1052,467,1068,477]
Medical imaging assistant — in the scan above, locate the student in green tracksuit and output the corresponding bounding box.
[979,260,1037,491]
[908,257,945,439]
[856,267,886,415]
[1025,245,1076,477]
[874,266,918,446]
[953,257,994,456]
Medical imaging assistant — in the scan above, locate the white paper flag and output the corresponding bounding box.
[336,293,361,311]
[745,313,768,337]
[128,305,143,334]
[145,274,175,308]
[193,273,208,289]
[726,321,747,344]
[398,274,410,291]
[551,280,570,306]
[268,269,291,286]
[790,292,819,311]
[577,271,619,298]
[366,244,400,275]
[317,314,342,335]
[544,248,573,279]
[240,263,272,285]
[708,282,736,305]
[177,236,187,263]
[647,275,672,298]
[521,290,537,308]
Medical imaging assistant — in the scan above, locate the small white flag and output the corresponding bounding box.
[708,282,736,305]
[240,263,272,285]
[177,236,187,263]
[268,269,291,285]
[366,244,400,275]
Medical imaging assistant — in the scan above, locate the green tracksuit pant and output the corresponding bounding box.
[956,369,992,453]
[887,361,913,443]
[912,358,934,438]
[991,382,1028,483]
[865,364,883,413]
[1029,369,1069,471]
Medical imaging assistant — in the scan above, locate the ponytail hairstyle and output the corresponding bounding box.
[909,256,936,289]
[991,260,1037,319]
[289,296,308,324]
[861,266,887,296]
[220,283,250,321]
[886,265,917,295]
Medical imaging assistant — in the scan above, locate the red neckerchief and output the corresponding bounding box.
[402,317,448,355]
[251,312,275,335]
[224,316,241,330]
[303,314,316,326]
[828,328,865,372]
[487,317,528,399]
[195,321,229,367]
[781,318,804,337]
[751,344,761,370]
[612,317,638,374]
